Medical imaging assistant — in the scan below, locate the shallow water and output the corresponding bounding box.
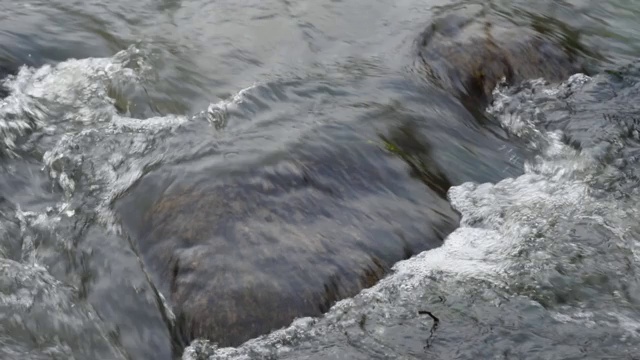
[0,0,639,359]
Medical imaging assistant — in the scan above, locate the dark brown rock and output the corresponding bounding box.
[416,6,591,111]
[116,134,459,348]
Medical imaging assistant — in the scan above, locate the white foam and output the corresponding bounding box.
[0,47,255,233]
[0,46,146,156]
[204,84,257,128]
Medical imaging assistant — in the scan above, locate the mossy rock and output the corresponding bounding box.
[416,6,592,110]
[116,136,459,348]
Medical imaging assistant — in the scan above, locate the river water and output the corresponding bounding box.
[1,1,639,359]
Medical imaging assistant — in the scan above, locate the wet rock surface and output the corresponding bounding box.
[415,4,593,112]
[116,127,460,348]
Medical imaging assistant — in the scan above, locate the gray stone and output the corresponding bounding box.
[116,134,459,348]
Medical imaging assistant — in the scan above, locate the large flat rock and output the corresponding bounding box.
[116,126,459,347]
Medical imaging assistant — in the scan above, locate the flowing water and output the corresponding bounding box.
[0,1,639,359]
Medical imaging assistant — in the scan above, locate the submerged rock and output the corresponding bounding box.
[116,130,459,349]
[416,5,592,111]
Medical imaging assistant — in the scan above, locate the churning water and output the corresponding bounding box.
[1,1,639,359]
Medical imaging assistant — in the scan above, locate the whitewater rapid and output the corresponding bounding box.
[1,47,639,360]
